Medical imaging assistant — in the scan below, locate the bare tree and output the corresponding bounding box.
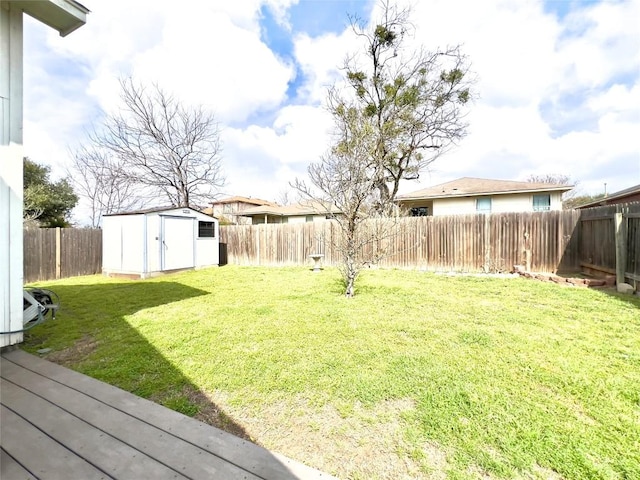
[526,174,572,185]
[294,95,398,297]
[341,0,473,208]
[69,146,144,227]
[274,187,296,206]
[94,78,225,208]
[526,174,578,208]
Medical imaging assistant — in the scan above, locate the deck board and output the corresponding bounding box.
[1,349,336,480]
[1,448,38,480]
[0,405,109,479]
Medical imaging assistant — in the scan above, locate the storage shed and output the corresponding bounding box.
[102,207,219,278]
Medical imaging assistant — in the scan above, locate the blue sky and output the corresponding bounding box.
[21,0,640,221]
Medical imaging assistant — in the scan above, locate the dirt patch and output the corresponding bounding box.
[45,335,99,366]
[195,393,449,480]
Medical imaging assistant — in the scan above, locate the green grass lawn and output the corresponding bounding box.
[23,267,640,480]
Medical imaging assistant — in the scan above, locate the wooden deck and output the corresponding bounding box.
[0,349,336,480]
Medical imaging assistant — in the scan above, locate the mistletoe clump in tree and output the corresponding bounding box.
[342,0,473,208]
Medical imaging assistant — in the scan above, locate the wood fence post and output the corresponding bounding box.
[614,212,626,285]
[55,227,61,279]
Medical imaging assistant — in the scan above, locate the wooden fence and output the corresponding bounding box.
[578,202,640,284]
[220,210,584,273]
[220,203,640,282]
[21,203,639,285]
[24,228,102,283]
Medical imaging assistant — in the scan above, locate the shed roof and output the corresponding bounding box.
[13,0,89,36]
[397,177,573,201]
[103,206,216,219]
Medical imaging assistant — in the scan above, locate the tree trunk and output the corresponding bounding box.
[345,270,356,297]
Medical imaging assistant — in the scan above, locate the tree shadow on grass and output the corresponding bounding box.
[21,279,320,479]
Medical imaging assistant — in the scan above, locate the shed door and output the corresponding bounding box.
[161,216,195,270]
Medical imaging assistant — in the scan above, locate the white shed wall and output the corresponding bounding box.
[102,215,145,275]
[196,219,219,267]
[103,208,219,277]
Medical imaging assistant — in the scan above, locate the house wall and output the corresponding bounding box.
[251,215,283,224]
[1,2,24,346]
[284,214,327,224]
[432,197,475,215]
[212,201,256,225]
[287,215,307,224]
[431,192,564,216]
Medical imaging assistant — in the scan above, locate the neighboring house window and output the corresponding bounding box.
[305,215,314,222]
[223,204,234,214]
[533,194,551,211]
[476,197,492,213]
[410,207,428,217]
[198,221,215,238]
[282,217,288,224]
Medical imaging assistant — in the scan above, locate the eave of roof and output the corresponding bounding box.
[577,184,640,208]
[240,201,340,217]
[211,196,278,207]
[397,177,573,201]
[13,0,89,37]
[103,206,216,219]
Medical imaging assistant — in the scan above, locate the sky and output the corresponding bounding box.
[21,0,640,221]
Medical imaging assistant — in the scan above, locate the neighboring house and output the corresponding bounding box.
[576,184,640,209]
[1,0,88,348]
[102,207,219,279]
[396,177,573,217]
[203,196,278,225]
[240,201,340,225]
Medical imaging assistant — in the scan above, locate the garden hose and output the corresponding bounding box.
[0,288,60,335]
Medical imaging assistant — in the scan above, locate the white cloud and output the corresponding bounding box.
[20,0,640,215]
[220,105,332,198]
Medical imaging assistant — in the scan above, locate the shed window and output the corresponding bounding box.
[198,221,215,238]
[533,194,551,211]
[305,215,314,223]
[476,197,492,213]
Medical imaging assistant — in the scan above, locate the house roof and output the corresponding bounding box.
[576,184,640,208]
[240,200,340,217]
[396,177,574,201]
[13,0,89,37]
[103,206,216,219]
[211,196,278,207]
